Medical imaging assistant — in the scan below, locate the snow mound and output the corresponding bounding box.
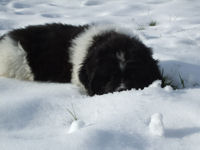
[149,113,165,136]
[68,120,85,133]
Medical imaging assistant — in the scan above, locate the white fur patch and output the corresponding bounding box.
[116,83,126,91]
[116,51,126,70]
[69,25,135,88]
[116,51,125,62]
[0,36,34,80]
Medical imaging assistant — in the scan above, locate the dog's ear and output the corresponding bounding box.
[79,65,89,92]
[79,63,99,96]
[87,71,102,96]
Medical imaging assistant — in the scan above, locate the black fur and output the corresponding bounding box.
[3,23,162,95]
[79,31,162,95]
[8,23,87,82]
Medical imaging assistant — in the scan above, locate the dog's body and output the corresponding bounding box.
[0,23,162,95]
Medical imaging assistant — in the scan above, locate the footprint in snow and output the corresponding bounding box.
[147,0,169,4]
[12,2,31,9]
[41,13,61,18]
[83,0,103,6]
[0,19,15,30]
[15,11,35,15]
[0,0,11,5]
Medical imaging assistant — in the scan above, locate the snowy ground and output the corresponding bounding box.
[1,0,200,150]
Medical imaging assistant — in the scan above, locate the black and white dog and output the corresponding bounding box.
[0,23,162,95]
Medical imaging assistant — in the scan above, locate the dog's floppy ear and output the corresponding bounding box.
[80,68,97,96]
[80,64,103,96]
[79,62,98,96]
[79,65,90,91]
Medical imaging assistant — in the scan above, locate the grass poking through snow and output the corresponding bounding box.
[66,104,78,121]
[161,68,178,89]
[137,25,145,30]
[161,69,188,89]
[179,73,185,88]
[149,20,157,26]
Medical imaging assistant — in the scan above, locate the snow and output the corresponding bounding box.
[149,113,165,136]
[1,0,200,150]
[68,120,86,134]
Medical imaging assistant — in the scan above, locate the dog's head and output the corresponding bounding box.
[79,32,162,96]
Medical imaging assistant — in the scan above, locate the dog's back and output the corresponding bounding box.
[0,23,162,95]
[0,23,86,82]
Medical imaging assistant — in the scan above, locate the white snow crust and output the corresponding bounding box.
[149,113,165,136]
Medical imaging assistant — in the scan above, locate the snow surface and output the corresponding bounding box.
[68,120,86,134]
[149,113,165,136]
[1,0,200,150]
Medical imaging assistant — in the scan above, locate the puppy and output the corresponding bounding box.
[0,23,162,95]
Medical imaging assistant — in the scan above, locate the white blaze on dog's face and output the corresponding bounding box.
[116,51,126,71]
[116,82,126,92]
[79,31,162,96]
[116,51,127,91]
